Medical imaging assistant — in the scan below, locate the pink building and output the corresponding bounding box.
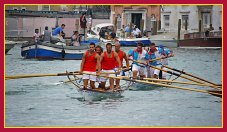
[110,5,161,35]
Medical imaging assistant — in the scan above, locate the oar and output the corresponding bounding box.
[82,72,222,97]
[82,72,122,79]
[143,78,222,89]
[6,71,81,80]
[132,60,217,87]
[122,77,222,97]
[162,65,221,86]
[149,56,173,62]
[99,67,131,75]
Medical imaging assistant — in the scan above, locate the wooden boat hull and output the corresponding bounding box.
[21,41,92,60]
[5,43,16,54]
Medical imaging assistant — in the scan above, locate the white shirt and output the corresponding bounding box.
[132,28,141,36]
[33,33,39,42]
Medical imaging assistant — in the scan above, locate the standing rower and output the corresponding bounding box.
[100,43,121,90]
[114,42,130,89]
[80,43,100,89]
[157,45,174,79]
[145,42,161,78]
[128,42,147,79]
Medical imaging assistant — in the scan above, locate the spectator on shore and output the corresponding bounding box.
[71,31,81,46]
[41,26,51,42]
[80,12,87,38]
[33,29,40,42]
[205,24,214,37]
[87,15,92,33]
[52,24,65,37]
[124,24,130,38]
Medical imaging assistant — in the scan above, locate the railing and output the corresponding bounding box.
[184,31,222,39]
[6,10,110,19]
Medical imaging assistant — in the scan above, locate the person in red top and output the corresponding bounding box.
[100,43,121,90]
[80,43,100,89]
[114,42,130,89]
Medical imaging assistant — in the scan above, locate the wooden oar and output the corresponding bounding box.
[162,65,221,86]
[82,72,122,79]
[149,56,173,62]
[132,60,217,86]
[122,77,222,97]
[5,71,81,80]
[143,78,222,89]
[81,72,221,97]
[99,67,131,75]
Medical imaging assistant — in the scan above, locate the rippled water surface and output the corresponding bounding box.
[5,45,222,127]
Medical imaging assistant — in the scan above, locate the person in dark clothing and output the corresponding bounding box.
[99,29,105,39]
[80,12,87,37]
[205,24,214,37]
[42,26,51,42]
[110,32,116,39]
[61,31,66,39]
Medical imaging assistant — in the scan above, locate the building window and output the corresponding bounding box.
[13,7,18,10]
[42,5,50,11]
[202,12,211,29]
[117,15,121,30]
[182,15,189,29]
[21,7,26,11]
[164,15,170,28]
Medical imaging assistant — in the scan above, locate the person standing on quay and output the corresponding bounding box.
[80,12,87,40]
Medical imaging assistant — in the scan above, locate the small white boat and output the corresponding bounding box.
[87,23,151,46]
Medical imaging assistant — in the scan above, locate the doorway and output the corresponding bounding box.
[131,13,142,30]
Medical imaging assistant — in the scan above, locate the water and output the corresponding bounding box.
[5,45,222,127]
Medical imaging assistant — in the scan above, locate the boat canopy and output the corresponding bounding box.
[91,23,114,35]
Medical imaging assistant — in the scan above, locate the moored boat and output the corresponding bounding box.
[5,40,28,54]
[87,23,151,46]
[5,40,17,54]
[21,41,100,60]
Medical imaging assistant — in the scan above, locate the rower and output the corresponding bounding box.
[95,45,103,56]
[128,42,147,79]
[157,45,174,79]
[100,43,121,90]
[114,42,130,89]
[145,42,162,78]
[95,45,103,88]
[80,43,100,89]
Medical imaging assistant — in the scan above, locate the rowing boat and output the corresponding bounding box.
[66,72,130,101]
